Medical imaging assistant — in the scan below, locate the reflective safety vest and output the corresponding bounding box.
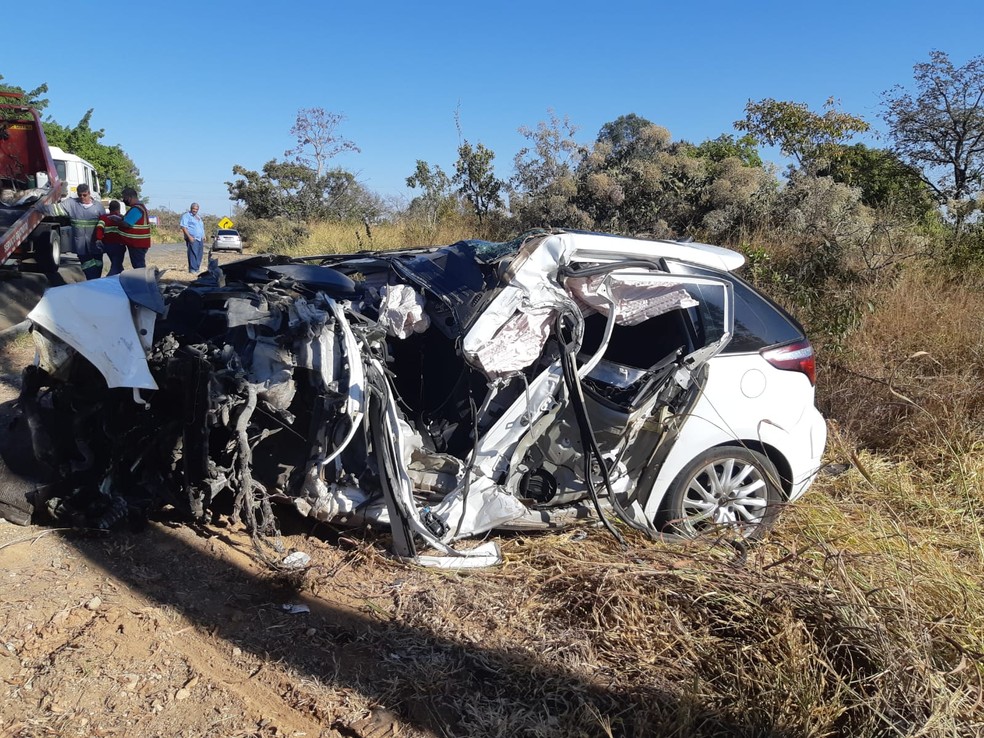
[119,203,152,249]
[95,214,125,246]
[42,198,104,254]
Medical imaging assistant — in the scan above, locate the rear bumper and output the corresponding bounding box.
[787,404,827,501]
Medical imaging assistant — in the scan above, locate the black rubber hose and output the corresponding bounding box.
[556,312,626,546]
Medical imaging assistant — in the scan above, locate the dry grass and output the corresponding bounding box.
[342,479,982,737]
[246,218,492,257]
[819,266,984,457]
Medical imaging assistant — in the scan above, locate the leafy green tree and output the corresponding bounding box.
[512,111,584,193]
[596,113,656,165]
[454,140,503,224]
[227,162,283,220]
[574,119,779,240]
[227,160,379,222]
[43,110,142,194]
[510,111,588,228]
[320,169,385,222]
[0,74,49,111]
[687,133,763,167]
[819,143,936,219]
[736,98,869,173]
[577,121,706,236]
[881,51,984,212]
[406,160,454,226]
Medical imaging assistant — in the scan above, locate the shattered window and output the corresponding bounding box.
[669,263,804,353]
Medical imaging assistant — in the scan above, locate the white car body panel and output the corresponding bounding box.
[640,353,826,520]
[27,276,158,390]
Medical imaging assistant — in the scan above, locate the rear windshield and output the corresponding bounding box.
[217,229,238,236]
[668,262,804,353]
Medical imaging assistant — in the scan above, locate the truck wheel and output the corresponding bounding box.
[32,227,61,274]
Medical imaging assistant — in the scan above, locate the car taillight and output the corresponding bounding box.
[761,339,816,385]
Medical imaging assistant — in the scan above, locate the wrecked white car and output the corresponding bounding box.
[10,231,825,566]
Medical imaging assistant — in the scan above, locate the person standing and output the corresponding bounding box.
[43,183,106,279]
[118,187,151,269]
[179,202,205,273]
[95,200,126,276]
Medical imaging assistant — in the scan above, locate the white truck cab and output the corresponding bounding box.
[47,146,103,200]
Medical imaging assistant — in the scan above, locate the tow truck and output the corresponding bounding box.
[0,95,67,275]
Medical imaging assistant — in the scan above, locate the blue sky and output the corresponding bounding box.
[3,1,982,216]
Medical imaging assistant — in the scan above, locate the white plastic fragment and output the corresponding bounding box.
[281,551,311,569]
[404,541,504,569]
[280,603,311,615]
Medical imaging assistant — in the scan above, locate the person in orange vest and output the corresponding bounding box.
[118,187,151,269]
[95,200,127,276]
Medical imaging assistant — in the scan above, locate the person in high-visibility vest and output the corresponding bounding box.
[118,187,151,268]
[95,200,127,276]
[42,182,106,279]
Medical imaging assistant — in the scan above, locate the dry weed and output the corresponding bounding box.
[347,507,982,737]
[819,265,984,457]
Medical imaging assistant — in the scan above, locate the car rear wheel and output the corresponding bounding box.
[657,447,782,539]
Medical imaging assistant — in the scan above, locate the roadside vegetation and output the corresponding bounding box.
[2,52,983,735]
[232,51,984,735]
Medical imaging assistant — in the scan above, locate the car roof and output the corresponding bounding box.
[559,231,745,271]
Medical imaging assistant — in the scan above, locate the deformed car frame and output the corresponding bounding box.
[16,231,824,566]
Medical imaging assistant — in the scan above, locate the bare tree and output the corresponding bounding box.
[284,108,360,178]
[881,51,984,210]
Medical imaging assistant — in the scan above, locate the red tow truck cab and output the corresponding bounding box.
[0,96,65,273]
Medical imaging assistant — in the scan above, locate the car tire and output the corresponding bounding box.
[656,446,782,540]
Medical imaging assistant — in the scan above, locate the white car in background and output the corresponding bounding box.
[16,231,826,566]
[211,228,243,252]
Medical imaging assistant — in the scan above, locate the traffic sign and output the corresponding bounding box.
[217,217,234,229]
